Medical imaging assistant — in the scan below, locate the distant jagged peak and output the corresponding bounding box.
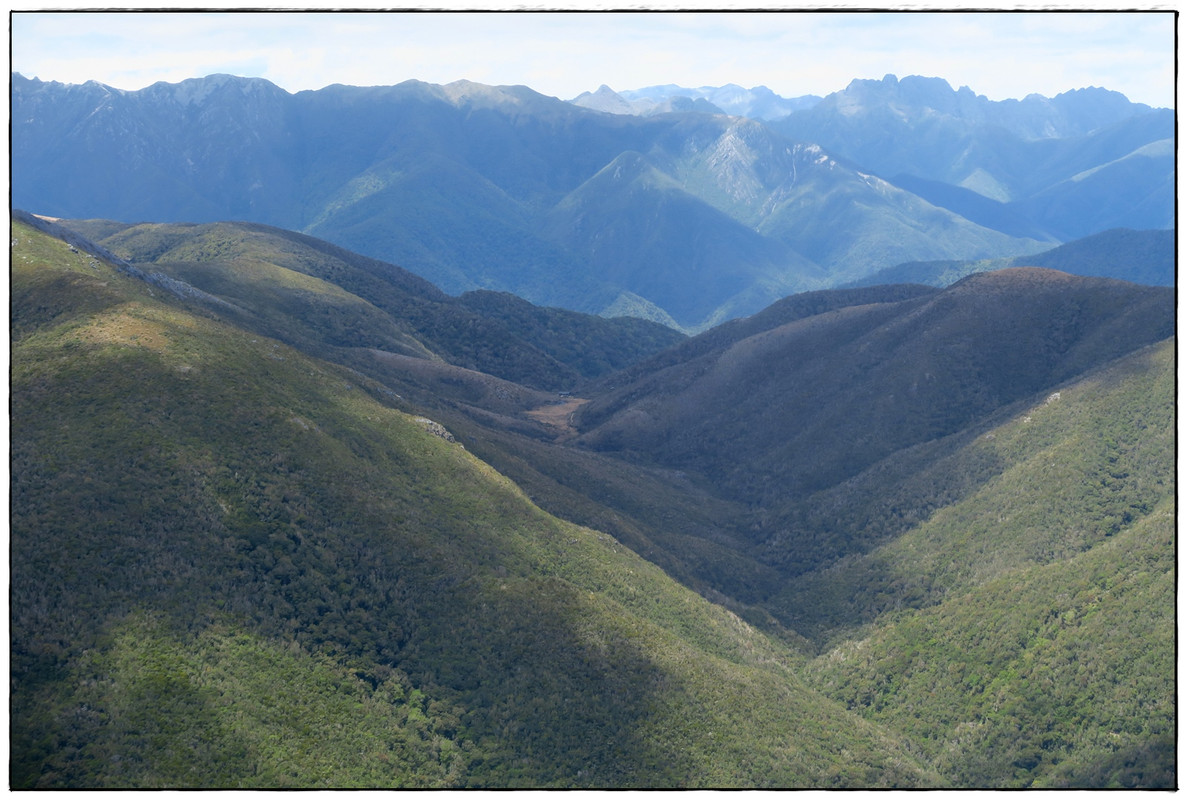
[834,73,1149,115]
[837,73,976,112]
[141,73,288,105]
[819,72,1157,140]
[11,71,126,98]
[1087,85,1140,100]
[612,81,816,119]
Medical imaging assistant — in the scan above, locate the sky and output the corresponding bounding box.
[9,9,1177,109]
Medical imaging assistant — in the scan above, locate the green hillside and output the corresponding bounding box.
[796,341,1175,787]
[575,269,1173,510]
[11,217,933,788]
[45,214,781,608]
[55,216,685,390]
[771,336,1175,637]
[810,499,1174,788]
[11,215,1175,788]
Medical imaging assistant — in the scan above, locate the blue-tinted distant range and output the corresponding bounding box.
[9,9,1176,329]
[9,10,1175,109]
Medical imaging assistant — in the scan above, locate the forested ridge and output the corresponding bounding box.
[10,215,1175,788]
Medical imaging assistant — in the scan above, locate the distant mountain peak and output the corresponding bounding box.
[438,79,552,110]
[140,73,289,106]
[581,82,821,120]
[570,84,636,115]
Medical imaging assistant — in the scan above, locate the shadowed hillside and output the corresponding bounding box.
[55,216,686,390]
[575,268,1173,507]
[11,214,935,788]
[797,339,1175,786]
[11,212,1174,788]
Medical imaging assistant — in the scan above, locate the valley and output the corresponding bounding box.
[9,209,1175,788]
[525,396,589,440]
[8,58,1175,791]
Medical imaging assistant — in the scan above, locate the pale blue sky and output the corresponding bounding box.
[10,9,1177,108]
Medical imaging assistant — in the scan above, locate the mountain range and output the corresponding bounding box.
[570,83,822,119]
[10,207,1175,788]
[769,75,1173,240]
[11,72,1171,330]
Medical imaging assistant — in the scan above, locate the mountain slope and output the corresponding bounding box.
[846,228,1173,289]
[11,213,1174,788]
[13,72,1067,326]
[1009,138,1174,239]
[797,339,1175,787]
[11,215,937,788]
[768,333,1174,632]
[770,74,1171,235]
[574,268,1173,510]
[752,151,1046,278]
[543,150,821,329]
[771,74,1165,184]
[46,213,787,611]
[53,215,685,390]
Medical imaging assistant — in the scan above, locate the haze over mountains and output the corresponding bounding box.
[9,64,1176,789]
[570,82,822,119]
[11,71,1171,330]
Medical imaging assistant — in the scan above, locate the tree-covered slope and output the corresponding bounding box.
[542,150,821,329]
[11,217,936,788]
[1011,227,1174,285]
[11,213,1174,788]
[768,334,1174,631]
[811,498,1174,788]
[53,215,685,390]
[792,339,1176,787]
[574,269,1173,510]
[44,213,782,611]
